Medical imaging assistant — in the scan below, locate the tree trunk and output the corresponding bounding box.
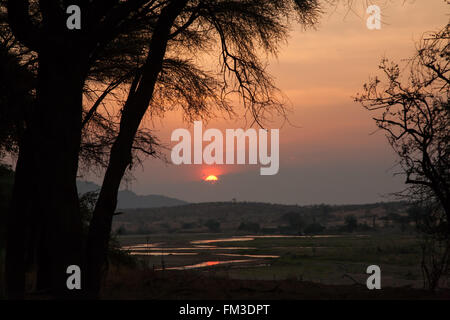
[86,0,188,298]
[33,49,86,297]
[5,133,33,299]
[6,47,87,298]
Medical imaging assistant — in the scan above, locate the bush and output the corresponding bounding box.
[304,223,325,235]
[79,192,136,267]
[280,212,306,234]
[116,225,127,235]
[344,215,358,233]
[204,219,221,232]
[182,222,196,229]
[108,232,137,267]
[238,222,260,233]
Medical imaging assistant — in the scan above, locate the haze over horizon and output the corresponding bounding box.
[79,1,448,205]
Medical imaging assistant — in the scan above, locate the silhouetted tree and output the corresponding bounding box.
[2,0,321,298]
[344,215,357,233]
[304,222,325,235]
[0,163,13,297]
[356,24,449,290]
[281,211,306,234]
[1,0,163,298]
[356,24,449,227]
[238,221,260,234]
[205,219,221,233]
[85,0,321,297]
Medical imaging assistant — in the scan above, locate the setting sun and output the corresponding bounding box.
[204,175,219,182]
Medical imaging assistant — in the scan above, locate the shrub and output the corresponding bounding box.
[204,219,221,232]
[304,223,325,235]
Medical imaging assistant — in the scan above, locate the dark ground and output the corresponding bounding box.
[101,267,450,300]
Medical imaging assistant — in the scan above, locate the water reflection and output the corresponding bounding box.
[218,253,279,258]
[191,237,255,244]
[124,246,254,251]
[122,234,353,253]
[121,243,161,250]
[121,235,347,270]
[129,252,198,256]
[190,234,361,244]
[161,259,252,271]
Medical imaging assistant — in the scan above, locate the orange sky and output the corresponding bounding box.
[88,1,449,205]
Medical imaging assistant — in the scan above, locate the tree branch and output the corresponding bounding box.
[7,0,42,50]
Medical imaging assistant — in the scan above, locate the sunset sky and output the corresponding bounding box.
[87,1,449,205]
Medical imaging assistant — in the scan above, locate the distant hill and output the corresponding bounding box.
[113,201,410,234]
[117,201,408,221]
[76,181,188,209]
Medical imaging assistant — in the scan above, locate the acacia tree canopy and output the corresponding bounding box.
[2,0,323,298]
[356,25,449,221]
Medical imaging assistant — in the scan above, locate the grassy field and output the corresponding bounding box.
[118,231,429,288]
